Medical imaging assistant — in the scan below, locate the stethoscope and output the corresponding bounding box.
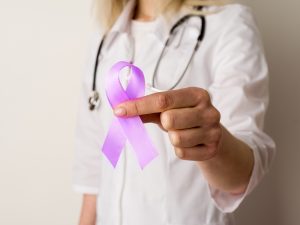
[89,13,206,111]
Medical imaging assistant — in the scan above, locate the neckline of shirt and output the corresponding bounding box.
[130,18,160,35]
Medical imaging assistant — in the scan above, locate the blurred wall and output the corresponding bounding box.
[235,1,300,225]
[0,0,299,225]
[0,0,91,224]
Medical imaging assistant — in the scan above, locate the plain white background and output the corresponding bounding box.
[0,0,299,225]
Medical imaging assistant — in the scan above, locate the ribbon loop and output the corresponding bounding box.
[102,61,158,169]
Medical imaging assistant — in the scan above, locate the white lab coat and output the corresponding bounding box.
[73,1,276,225]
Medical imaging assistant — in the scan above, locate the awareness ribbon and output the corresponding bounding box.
[102,61,158,169]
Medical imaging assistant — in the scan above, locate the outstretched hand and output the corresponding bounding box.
[113,87,223,161]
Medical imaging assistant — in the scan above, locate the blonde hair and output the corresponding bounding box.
[93,0,231,31]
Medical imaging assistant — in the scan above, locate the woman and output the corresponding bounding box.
[73,0,275,224]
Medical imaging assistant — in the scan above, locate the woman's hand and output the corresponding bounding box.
[79,194,97,225]
[114,87,222,161]
[114,87,254,194]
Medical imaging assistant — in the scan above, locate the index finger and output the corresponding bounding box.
[113,87,208,117]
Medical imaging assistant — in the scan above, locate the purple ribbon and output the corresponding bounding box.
[102,61,158,169]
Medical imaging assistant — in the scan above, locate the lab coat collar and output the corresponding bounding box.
[109,0,191,42]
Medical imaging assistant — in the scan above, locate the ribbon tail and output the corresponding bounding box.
[118,116,158,169]
[102,117,127,167]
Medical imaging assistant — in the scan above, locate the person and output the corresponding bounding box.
[72,0,276,224]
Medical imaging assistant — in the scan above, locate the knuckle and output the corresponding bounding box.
[170,131,182,147]
[207,143,219,158]
[215,109,221,121]
[175,147,185,159]
[211,128,222,142]
[188,86,200,95]
[211,109,221,124]
[206,108,221,125]
[156,93,173,111]
[133,101,140,115]
[195,105,204,118]
[200,89,210,99]
[161,112,175,130]
[192,87,203,102]
[192,87,210,105]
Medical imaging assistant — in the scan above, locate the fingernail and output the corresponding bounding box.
[114,107,126,116]
[175,148,184,159]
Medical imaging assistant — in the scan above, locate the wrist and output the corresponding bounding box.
[197,125,254,194]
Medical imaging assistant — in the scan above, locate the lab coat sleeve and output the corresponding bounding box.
[72,31,103,195]
[207,5,276,213]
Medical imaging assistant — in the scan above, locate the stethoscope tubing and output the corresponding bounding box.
[152,15,206,91]
[89,12,206,110]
